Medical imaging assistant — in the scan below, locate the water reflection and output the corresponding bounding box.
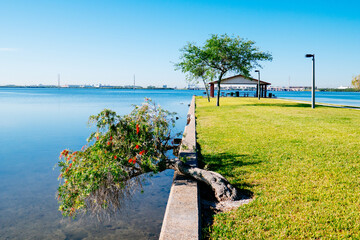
[0,88,200,239]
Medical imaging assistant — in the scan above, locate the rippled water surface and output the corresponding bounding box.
[0,88,202,239]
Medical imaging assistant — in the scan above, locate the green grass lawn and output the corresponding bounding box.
[196,97,360,239]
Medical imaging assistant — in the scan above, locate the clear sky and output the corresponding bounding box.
[1,0,359,88]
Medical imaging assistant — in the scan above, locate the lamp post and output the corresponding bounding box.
[255,70,260,100]
[305,54,315,108]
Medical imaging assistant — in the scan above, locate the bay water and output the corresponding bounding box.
[271,91,360,107]
[0,88,201,240]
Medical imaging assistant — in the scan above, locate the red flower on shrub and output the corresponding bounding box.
[96,136,99,140]
[110,136,113,141]
[114,155,117,159]
[136,124,139,134]
[135,145,139,149]
[139,150,146,155]
[60,150,69,158]
[128,157,136,164]
[107,141,111,146]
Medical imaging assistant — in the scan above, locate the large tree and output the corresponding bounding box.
[175,44,215,102]
[57,99,239,217]
[351,74,360,89]
[177,34,273,106]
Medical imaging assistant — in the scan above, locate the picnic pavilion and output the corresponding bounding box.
[209,74,271,98]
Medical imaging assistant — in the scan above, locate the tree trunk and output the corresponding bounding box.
[203,80,210,102]
[167,159,239,202]
[216,73,224,107]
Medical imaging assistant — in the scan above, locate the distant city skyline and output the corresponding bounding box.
[1,0,359,88]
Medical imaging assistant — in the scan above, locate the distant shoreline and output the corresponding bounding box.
[1,85,359,92]
[0,85,180,90]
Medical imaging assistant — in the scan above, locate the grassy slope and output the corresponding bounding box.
[196,97,360,239]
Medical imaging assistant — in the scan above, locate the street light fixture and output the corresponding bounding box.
[305,54,315,108]
[255,70,260,100]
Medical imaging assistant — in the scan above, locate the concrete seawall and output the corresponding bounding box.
[159,96,200,240]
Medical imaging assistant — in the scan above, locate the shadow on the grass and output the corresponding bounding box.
[229,100,360,109]
[243,102,321,108]
[196,143,259,196]
[197,144,258,239]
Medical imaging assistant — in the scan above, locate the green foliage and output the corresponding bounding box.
[57,99,177,217]
[201,34,272,77]
[351,74,360,89]
[197,97,360,239]
[175,44,213,83]
[175,44,215,101]
[176,34,272,106]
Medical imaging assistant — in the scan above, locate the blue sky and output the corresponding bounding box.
[0,0,359,88]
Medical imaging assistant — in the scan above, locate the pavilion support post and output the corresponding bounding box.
[263,85,266,97]
[265,85,268,98]
[255,85,258,98]
[263,86,265,98]
[210,83,214,98]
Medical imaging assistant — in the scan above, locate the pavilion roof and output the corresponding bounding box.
[209,74,271,85]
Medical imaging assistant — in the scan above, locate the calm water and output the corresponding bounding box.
[271,91,360,107]
[0,88,202,240]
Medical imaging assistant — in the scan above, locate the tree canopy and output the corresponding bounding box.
[175,45,215,102]
[176,34,272,106]
[351,74,360,89]
[57,99,178,217]
[56,99,239,219]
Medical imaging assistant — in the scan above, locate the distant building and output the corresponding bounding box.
[268,86,311,91]
[337,86,350,89]
[187,84,199,90]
